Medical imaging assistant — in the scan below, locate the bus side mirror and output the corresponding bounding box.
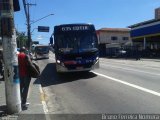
[50,36,53,44]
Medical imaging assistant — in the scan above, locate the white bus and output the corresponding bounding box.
[34,45,49,60]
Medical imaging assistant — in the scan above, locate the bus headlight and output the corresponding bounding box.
[57,60,60,64]
[96,57,99,60]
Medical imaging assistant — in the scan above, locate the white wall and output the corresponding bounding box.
[98,31,131,45]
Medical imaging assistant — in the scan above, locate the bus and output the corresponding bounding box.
[34,45,49,60]
[54,23,99,72]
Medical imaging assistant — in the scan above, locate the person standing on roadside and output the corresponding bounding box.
[18,47,31,109]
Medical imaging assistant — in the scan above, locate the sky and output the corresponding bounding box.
[14,0,160,44]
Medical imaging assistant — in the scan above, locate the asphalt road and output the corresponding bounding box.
[37,52,160,119]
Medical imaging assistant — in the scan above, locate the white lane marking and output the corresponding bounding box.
[100,59,160,71]
[100,58,160,70]
[39,85,51,120]
[101,63,160,76]
[92,71,160,97]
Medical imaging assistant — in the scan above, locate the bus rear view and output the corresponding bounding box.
[54,24,99,72]
[35,45,49,60]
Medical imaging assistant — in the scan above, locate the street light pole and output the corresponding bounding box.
[26,12,54,50]
[30,14,54,25]
[28,13,54,49]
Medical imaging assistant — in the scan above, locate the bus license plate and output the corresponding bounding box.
[76,67,83,70]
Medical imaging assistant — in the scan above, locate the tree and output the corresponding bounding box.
[16,31,27,48]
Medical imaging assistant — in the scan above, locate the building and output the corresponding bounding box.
[129,8,160,57]
[97,28,131,57]
[155,7,160,19]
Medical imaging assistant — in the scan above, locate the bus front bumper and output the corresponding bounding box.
[56,60,99,73]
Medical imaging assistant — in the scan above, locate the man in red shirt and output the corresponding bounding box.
[18,47,31,109]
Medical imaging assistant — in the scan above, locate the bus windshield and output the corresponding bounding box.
[56,32,98,53]
[35,46,49,53]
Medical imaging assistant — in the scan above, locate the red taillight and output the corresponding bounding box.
[63,61,77,65]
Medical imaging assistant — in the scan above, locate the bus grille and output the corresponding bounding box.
[65,63,93,70]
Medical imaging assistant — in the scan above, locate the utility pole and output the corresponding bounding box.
[27,3,31,50]
[0,0,21,113]
[23,2,36,50]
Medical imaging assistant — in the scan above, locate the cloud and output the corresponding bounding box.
[37,35,43,40]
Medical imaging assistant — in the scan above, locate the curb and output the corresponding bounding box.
[39,85,51,120]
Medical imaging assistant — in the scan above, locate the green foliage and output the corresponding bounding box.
[16,31,27,48]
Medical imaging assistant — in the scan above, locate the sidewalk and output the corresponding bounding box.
[0,77,47,120]
[101,57,160,62]
[140,58,160,62]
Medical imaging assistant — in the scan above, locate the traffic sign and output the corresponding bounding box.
[13,0,20,12]
[38,26,49,32]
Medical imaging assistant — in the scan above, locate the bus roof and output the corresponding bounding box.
[54,23,94,27]
[54,23,96,34]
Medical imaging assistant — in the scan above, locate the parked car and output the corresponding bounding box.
[115,49,127,58]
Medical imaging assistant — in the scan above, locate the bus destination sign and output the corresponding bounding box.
[62,26,89,31]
